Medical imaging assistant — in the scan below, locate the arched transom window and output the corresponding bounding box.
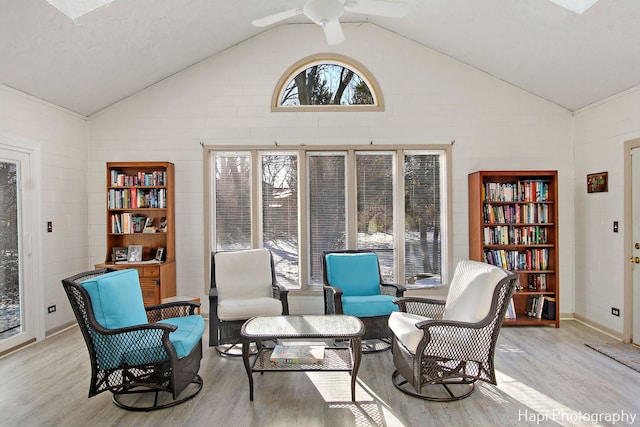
[272,54,383,111]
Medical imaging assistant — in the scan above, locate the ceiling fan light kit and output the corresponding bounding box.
[252,0,409,45]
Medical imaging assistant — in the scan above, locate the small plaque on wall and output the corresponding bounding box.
[587,172,608,193]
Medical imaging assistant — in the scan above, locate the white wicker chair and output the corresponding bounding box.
[388,260,518,401]
[208,249,289,356]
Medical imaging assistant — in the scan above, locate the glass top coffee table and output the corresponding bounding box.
[240,314,365,401]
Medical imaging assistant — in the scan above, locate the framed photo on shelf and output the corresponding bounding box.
[127,245,143,263]
[155,247,165,262]
[112,246,128,262]
[158,216,168,232]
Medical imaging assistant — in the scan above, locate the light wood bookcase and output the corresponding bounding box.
[95,161,176,306]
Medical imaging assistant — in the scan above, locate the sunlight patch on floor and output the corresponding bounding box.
[305,371,407,427]
[495,370,604,426]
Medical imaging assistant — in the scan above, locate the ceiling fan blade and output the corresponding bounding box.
[322,19,345,45]
[344,0,409,17]
[251,8,303,27]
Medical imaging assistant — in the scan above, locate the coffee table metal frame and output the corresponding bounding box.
[240,314,365,401]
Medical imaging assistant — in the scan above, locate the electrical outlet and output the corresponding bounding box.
[613,221,619,233]
[47,305,56,314]
[611,307,620,317]
[47,221,52,233]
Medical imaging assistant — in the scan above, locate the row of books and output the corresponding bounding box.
[269,345,325,366]
[110,170,167,187]
[483,203,551,224]
[525,295,556,320]
[528,273,547,290]
[483,180,550,202]
[484,248,550,271]
[108,188,167,209]
[483,225,549,245]
[111,214,167,234]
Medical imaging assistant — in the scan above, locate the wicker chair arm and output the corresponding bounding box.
[393,296,446,319]
[380,282,406,296]
[90,320,178,336]
[323,285,343,314]
[414,318,481,330]
[407,319,487,358]
[272,282,290,315]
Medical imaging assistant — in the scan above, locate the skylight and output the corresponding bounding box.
[47,0,114,20]
[546,0,600,14]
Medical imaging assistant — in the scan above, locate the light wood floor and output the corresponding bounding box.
[1,320,639,427]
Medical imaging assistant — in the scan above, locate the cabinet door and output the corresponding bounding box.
[139,277,160,306]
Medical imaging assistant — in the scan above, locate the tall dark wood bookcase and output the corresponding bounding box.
[468,170,559,327]
[95,161,176,306]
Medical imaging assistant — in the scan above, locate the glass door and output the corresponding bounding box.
[0,148,34,353]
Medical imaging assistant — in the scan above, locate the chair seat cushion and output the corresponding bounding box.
[218,297,282,321]
[342,294,398,318]
[160,315,206,358]
[121,315,205,366]
[388,311,428,353]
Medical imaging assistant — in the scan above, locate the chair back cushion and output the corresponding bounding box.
[324,252,381,296]
[80,269,148,329]
[442,260,507,323]
[214,249,274,301]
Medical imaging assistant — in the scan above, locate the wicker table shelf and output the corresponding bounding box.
[241,315,365,401]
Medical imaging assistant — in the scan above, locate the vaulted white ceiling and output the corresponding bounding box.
[1,0,639,116]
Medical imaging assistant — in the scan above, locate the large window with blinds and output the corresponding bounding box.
[208,147,448,290]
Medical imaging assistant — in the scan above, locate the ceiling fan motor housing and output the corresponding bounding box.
[304,0,345,25]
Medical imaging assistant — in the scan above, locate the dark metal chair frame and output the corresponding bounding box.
[322,249,406,352]
[390,271,518,401]
[208,250,289,356]
[62,268,204,411]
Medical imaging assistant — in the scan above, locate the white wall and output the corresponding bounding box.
[88,23,574,316]
[573,86,640,333]
[0,85,88,335]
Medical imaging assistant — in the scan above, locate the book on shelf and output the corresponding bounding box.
[270,345,325,366]
[505,298,516,320]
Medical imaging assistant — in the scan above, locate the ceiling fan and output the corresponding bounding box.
[251,0,410,45]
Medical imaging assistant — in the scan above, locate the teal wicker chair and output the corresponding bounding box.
[322,250,405,352]
[62,268,205,411]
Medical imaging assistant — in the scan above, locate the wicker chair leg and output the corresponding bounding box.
[111,375,203,411]
[391,370,476,402]
[361,337,392,353]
